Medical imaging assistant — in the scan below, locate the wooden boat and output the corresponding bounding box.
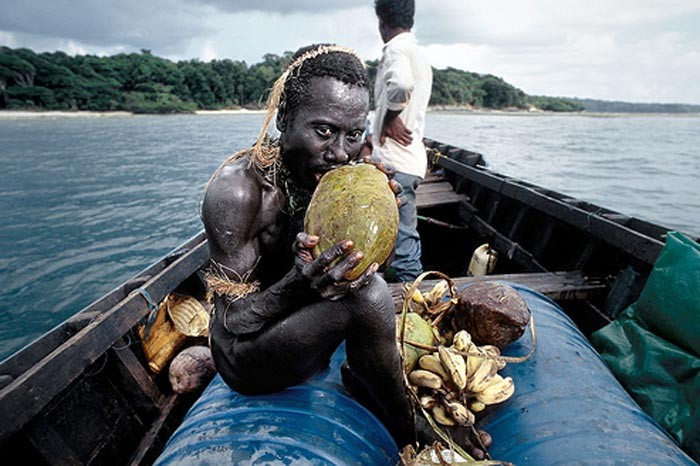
[0,138,696,465]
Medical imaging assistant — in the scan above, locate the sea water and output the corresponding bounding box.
[0,112,698,360]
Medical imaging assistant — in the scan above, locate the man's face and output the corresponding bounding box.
[280,76,369,191]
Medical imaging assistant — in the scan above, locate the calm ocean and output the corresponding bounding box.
[0,112,698,360]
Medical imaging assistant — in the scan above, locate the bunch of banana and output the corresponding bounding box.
[406,329,516,427]
[408,280,456,314]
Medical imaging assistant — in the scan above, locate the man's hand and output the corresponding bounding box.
[293,233,378,301]
[380,109,412,146]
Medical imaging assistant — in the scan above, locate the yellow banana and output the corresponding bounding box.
[429,280,449,303]
[408,369,444,390]
[410,288,425,304]
[480,344,506,369]
[452,330,472,352]
[443,399,475,426]
[420,395,437,410]
[469,400,487,413]
[475,375,515,405]
[432,403,456,426]
[467,358,498,393]
[418,353,450,381]
[438,346,467,390]
[465,348,485,380]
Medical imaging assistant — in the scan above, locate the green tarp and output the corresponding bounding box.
[591,231,700,461]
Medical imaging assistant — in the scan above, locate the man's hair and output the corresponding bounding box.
[279,44,370,124]
[375,0,414,29]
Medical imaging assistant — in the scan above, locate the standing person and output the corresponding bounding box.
[370,0,433,283]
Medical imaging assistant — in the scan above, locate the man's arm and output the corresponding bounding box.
[380,109,412,146]
[202,164,308,335]
[202,163,377,335]
[380,48,414,147]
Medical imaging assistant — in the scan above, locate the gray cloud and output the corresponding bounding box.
[0,0,212,54]
[188,0,360,14]
[1,0,698,103]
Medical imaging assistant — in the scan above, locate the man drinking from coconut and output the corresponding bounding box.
[200,43,490,458]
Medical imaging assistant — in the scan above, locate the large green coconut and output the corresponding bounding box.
[304,164,399,280]
[398,312,437,372]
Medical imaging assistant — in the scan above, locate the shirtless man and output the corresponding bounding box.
[201,44,490,457]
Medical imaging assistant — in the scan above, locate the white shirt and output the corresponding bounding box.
[372,31,433,179]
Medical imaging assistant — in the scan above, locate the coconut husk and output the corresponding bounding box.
[166,294,210,337]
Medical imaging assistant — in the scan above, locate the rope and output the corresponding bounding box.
[398,271,475,461]
[131,287,159,340]
[199,44,365,209]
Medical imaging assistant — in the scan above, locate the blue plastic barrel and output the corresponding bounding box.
[480,283,695,465]
[155,283,696,465]
[154,342,398,466]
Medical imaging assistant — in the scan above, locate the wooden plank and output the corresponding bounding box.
[458,201,547,272]
[25,417,83,465]
[415,181,456,195]
[422,172,446,184]
[435,155,664,265]
[110,342,163,411]
[415,180,466,209]
[0,232,207,379]
[129,395,179,466]
[0,238,210,443]
[416,191,466,209]
[508,205,529,238]
[388,271,606,306]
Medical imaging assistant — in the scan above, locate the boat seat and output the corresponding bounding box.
[153,284,695,465]
[416,180,466,209]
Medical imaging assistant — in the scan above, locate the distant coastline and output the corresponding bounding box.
[2,107,698,120]
[0,109,266,119]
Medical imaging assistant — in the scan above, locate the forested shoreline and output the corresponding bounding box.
[3,46,697,114]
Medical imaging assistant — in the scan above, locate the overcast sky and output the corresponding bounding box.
[1,0,699,104]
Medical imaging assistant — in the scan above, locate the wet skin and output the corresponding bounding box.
[202,76,416,445]
[201,75,489,455]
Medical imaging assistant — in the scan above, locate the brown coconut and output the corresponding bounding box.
[168,345,217,394]
[454,281,530,348]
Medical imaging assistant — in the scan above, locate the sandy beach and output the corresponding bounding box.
[0,109,267,119]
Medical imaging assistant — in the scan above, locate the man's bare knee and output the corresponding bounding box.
[349,275,395,327]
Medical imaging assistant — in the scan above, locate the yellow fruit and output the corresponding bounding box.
[438,346,467,390]
[418,353,450,381]
[408,369,444,389]
[432,404,456,426]
[475,375,515,405]
[443,399,475,426]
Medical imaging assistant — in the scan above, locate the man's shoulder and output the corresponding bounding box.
[203,157,263,214]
